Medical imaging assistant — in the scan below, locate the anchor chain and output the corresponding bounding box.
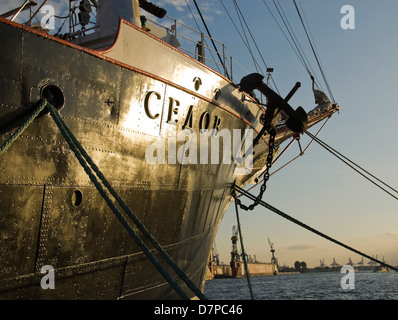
[234,127,276,211]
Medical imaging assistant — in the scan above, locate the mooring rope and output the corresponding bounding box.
[233,188,255,300]
[1,98,207,300]
[306,131,398,202]
[234,184,398,272]
[48,102,207,300]
[0,99,47,155]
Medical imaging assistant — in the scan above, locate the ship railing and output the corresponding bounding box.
[0,0,49,26]
[0,0,37,21]
[147,15,236,81]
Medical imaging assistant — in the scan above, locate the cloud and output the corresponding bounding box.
[48,0,69,15]
[286,244,314,251]
[157,0,187,12]
[0,1,69,27]
[157,0,222,20]
[0,1,18,12]
[381,231,398,240]
[0,1,28,21]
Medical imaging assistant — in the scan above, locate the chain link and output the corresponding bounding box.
[234,128,276,211]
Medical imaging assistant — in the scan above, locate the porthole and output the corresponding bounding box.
[214,88,221,101]
[41,84,65,110]
[72,190,83,207]
[193,77,202,91]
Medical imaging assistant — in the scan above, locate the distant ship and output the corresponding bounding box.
[0,0,338,299]
[373,257,391,272]
[373,265,391,273]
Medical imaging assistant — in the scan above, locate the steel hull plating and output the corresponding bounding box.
[0,18,261,299]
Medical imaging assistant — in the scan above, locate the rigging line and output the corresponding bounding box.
[263,0,325,91]
[271,0,311,74]
[295,1,334,102]
[274,0,313,74]
[231,0,260,73]
[231,2,264,68]
[277,0,325,93]
[293,0,336,104]
[231,56,251,77]
[261,0,325,93]
[192,0,230,79]
[297,0,326,91]
[184,0,222,74]
[219,0,263,82]
[232,0,280,95]
[293,1,333,100]
[269,116,332,175]
[234,184,398,273]
[220,0,279,93]
[236,137,296,199]
[238,117,332,198]
[305,131,398,201]
[262,0,303,66]
[219,0,254,63]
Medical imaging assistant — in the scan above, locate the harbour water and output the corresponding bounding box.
[204,271,398,300]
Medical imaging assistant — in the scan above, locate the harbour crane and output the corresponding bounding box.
[231,226,240,263]
[268,238,279,275]
[368,255,377,266]
[211,243,220,265]
[331,258,340,268]
[268,238,277,265]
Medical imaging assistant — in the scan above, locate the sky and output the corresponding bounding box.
[2,0,398,269]
[154,0,398,269]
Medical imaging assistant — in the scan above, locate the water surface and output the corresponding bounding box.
[203,271,398,300]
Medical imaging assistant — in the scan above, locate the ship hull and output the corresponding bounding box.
[0,18,261,299]
[0,15,337,299]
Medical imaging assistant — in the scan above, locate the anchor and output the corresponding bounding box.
[239,73,308,146]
